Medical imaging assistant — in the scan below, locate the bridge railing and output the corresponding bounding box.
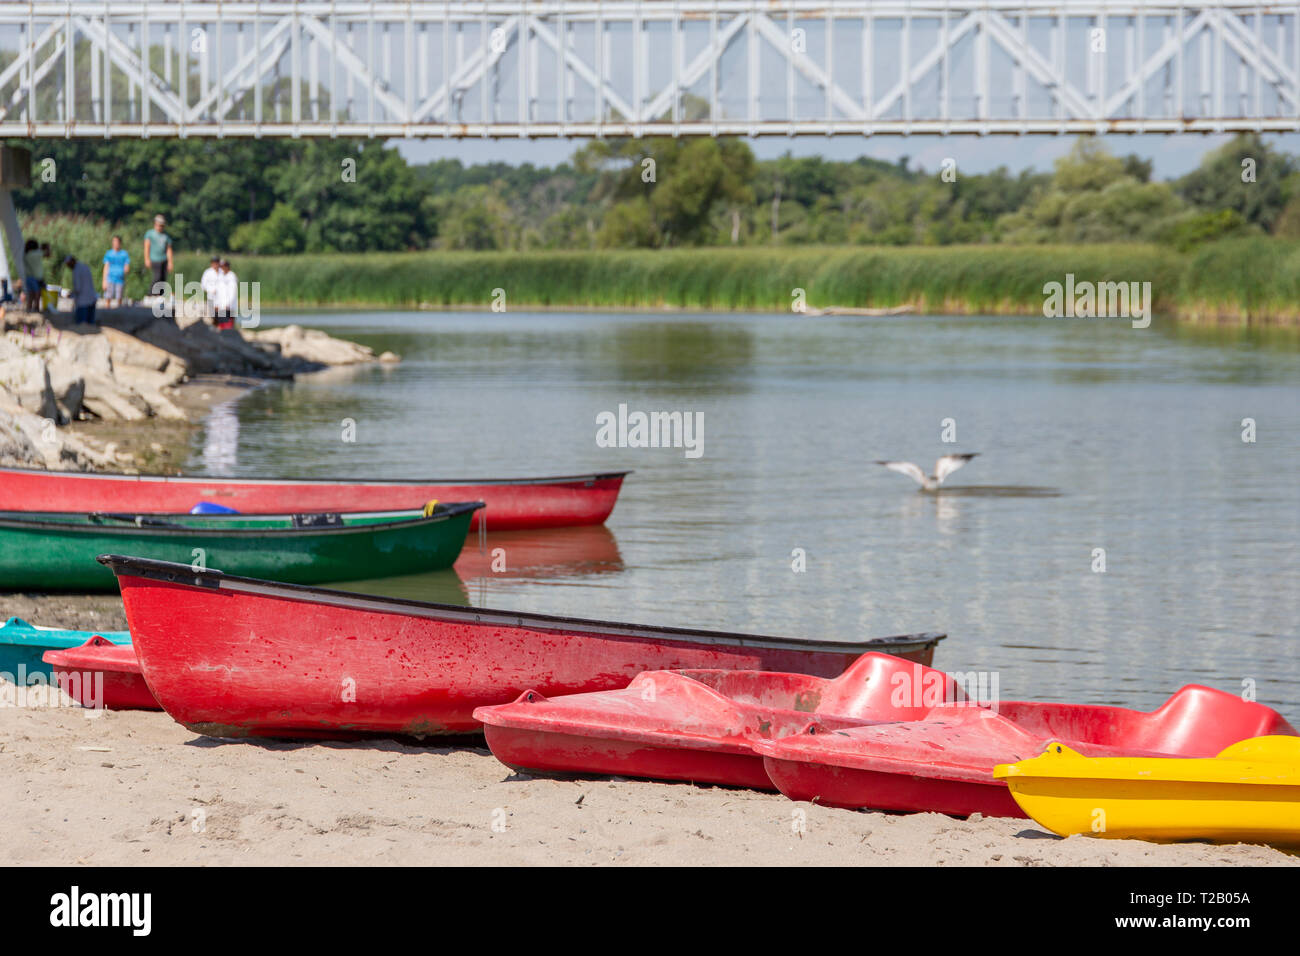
[0,2,1295,137]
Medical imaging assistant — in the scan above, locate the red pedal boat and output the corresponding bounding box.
[101,554,947,741]
[755,685,1297,818]
[44,636,160,711]
[0,465,629,530]
[477,654,1296,814]
[474,653,954,789]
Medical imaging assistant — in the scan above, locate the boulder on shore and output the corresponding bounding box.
[0,396,120,470]
[0,305,386,471]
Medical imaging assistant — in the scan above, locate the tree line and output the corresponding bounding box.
[8,133,1299,256]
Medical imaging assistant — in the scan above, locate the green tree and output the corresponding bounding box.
[437,185,511,250]
[578,137,756,246]
[229,202,307,254]
[596,197,659,248]
[272,140,431,252]
[997,139,1185,243]
[1177,134,1296,230]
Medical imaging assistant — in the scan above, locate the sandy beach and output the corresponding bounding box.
[0,697,1294,867]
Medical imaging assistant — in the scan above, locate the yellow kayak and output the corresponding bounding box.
[993,736,1300,846]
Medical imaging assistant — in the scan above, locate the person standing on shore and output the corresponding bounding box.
[214,259,238,330]
[65,256,98,326]
[200,256,221,319]
[39,243,59,312]
[143,214,173,299]
[101,235,130,308]
[21,239,43,313]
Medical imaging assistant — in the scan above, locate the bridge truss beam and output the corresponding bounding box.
[0,2,1295,138]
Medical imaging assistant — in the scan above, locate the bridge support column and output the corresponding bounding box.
[0,188,24,291]
[0,146,31,303]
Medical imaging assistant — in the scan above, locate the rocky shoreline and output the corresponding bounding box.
[0,303,397,473]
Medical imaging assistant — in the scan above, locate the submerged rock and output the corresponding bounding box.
[246,324,397,366]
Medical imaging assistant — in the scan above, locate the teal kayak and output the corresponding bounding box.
[0,616,131,681]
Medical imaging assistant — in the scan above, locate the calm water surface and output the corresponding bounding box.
[185,311,1300,711]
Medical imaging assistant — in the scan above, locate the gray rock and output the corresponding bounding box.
[0,353,59,421]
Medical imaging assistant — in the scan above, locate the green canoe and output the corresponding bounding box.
[0,502,483,592]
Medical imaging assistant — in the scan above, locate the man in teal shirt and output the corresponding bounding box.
[143,214,173,297]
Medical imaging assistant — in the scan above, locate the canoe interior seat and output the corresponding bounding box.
[292,512,345,528]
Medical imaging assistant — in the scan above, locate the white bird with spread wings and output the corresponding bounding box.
[875,453,979,491]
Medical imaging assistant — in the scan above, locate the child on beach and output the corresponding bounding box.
[39,243,61,311]
[101,235,130,307]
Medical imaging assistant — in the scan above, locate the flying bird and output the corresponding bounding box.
[875,453,979,491]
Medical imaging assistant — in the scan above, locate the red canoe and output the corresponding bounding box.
[474,653,953,789]
[101,554,946,740]
[755,686,1298,818]
[0,465,629,531]
[44,636,160,711]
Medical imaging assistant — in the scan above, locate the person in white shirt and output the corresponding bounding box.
[214,259,239,330]
[200,256,221,319]
[64,256,98,325]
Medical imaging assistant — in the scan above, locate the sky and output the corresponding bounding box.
[394,132,1300,179]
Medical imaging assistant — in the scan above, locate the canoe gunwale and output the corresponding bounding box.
[0,501,484,538]
[100,554,946,657]
[0,622,132,648]
[0,464,631,487]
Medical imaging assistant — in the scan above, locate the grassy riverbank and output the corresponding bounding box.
[173,238,1300,324]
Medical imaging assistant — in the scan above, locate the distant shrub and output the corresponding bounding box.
[1157,209,1254,252]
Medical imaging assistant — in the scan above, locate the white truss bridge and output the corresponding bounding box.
[0,1,1296,138]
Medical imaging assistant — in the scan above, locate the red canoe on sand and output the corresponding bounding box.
[0,465,629,531]
[474,653,954,789]
[755,685,1297,818]
[101,554,945,741]
[44,636,160,711]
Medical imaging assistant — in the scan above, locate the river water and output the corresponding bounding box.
[183,310,1300,711]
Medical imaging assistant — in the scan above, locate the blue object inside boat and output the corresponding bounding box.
[189,501,241,514]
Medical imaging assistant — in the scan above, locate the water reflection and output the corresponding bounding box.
[926,486,1063,498]
[607,321,758,384]
[200,400,240,475]
[454,525,624,583]
[329,568,470,606]
[333,526,625,606]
